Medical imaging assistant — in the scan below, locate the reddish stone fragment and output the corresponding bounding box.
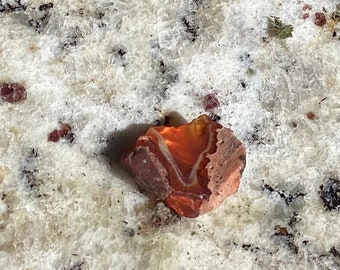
[307,111,316,120]
[58,124,72,138]
[0,83,26,103]
[302,4,312,11]
[303,13,310,19]
[48,124,74,142]
[203,93,220,111]
[314,12,326,26]
[48,129,60,142]
[122,114,246,218]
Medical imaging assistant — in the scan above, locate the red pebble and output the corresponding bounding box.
[314,12,326,26]
[302,4,312,11]
[48,124,74,142]
[203,93,220,111]
[48,130,60,142]
[58,124,72,137]
[303,13,310,19]
[0,83,27,104]
[122,114,246,218]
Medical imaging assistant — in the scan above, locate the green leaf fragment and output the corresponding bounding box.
[267,16,294,39]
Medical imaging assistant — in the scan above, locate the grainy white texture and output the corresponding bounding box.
[0,0,340,269]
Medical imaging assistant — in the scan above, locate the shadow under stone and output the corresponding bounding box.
[100,111,187,181]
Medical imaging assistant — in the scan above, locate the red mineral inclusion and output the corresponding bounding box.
[203,93,220,111]
[122,114,246,218]
[48,123,74,142]
[0,82,27,103]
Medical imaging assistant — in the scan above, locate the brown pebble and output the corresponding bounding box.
[275,225,288,236]
[307,111,316,120]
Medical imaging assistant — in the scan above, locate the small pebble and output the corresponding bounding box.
[0,83,26,103]
[203,93,220,111]
[314,12,326,27]
[48,124,74,142]
[307,111,316,120]
[302,4,312,11]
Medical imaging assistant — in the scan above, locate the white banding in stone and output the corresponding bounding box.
[148,125,215,187]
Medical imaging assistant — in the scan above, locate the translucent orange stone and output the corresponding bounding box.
[122,114,246,218]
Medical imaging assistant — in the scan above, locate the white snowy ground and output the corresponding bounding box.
[1,0,340,269]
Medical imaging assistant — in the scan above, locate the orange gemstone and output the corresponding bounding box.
[122,114,246,218]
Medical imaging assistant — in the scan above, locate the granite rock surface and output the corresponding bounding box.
[1,0,340,269]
